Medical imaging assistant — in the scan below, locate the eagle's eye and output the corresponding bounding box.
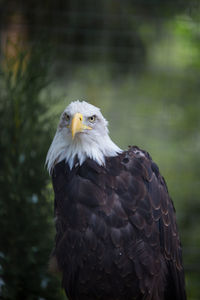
[64,113,70,121]
[88,115,96,123]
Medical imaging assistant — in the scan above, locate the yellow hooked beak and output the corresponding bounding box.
[71,113,92,139]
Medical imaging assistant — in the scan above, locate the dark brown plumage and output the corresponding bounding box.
[51,146,186,300]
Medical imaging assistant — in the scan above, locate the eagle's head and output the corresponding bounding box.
[46,100,122,173]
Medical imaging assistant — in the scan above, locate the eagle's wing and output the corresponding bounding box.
[117,146,186,300]
[51,146,186,300]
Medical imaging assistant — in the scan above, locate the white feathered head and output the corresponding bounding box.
[46,100,122,173]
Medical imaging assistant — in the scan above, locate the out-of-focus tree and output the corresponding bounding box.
[0,45,65,299]
[0,0,199,74]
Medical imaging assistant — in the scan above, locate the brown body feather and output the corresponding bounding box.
[51,146,186,300]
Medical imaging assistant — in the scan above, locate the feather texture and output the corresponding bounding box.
[50,146,186,300]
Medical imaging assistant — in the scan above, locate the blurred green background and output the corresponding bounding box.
[0,1,200,299]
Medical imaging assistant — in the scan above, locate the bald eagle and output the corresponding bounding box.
[46,100,186,300]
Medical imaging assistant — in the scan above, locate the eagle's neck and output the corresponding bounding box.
[46,129,122,173]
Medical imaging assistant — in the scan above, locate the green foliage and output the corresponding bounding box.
[0,46,65,299]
